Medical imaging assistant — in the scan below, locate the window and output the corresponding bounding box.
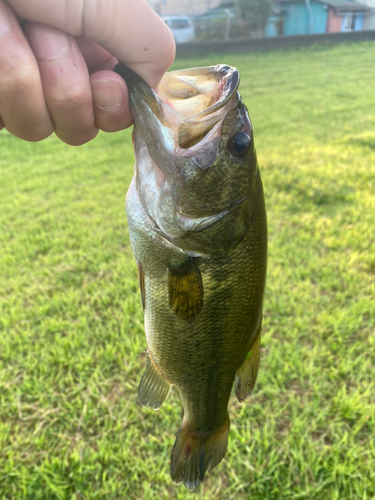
[171,19,190,29]
[344,12,355,31]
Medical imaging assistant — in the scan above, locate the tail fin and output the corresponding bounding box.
[170,416,230,490]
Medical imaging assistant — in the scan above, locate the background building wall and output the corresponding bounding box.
[366,15,375,29]
[327,8,342,33]
[283,1,328,36]
[354,14,365,30]
[265,15,282,37]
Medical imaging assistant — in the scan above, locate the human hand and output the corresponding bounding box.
[0,0,175,145]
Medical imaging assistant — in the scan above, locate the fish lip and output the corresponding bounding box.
[114,63,240,151]
[113,64,165,119]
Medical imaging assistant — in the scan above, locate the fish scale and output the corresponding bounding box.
[115,63,267,490]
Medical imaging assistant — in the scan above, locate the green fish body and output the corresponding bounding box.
[115,64,267,490]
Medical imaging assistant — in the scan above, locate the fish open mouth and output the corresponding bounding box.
[114,63,240,154]
[157,65,240,149]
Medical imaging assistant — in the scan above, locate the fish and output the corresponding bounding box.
[114,63,267,490]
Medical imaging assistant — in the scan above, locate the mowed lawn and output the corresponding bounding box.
[1,41,375,499]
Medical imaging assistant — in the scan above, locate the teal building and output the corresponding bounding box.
[282,1,328,35]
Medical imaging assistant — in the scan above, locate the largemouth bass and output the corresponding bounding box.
[114,63,267,490]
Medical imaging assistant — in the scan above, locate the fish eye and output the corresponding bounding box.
[229,132,251,158]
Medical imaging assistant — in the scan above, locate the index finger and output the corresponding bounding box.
[7,0,175,89]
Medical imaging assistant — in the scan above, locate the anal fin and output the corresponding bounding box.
[235,325,261,402]
[138,354,172,410]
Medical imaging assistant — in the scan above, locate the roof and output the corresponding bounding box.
[276,0,372,11]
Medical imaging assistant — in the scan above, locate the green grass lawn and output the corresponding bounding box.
[1,41,375,499]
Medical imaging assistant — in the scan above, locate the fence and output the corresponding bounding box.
[175,29,375,56]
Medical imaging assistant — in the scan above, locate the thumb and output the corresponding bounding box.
[7,0,175,88]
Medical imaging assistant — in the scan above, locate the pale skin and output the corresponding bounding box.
[0,0,175,145]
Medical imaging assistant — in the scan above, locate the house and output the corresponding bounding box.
[276,0,372,35]
[148,0,374,37]
[322,0,372,33]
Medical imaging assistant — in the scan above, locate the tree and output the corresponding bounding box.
[234,0,273,28]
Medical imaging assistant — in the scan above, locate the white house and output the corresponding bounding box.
[147,0,222,15]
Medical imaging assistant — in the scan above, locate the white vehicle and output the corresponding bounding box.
[162,15,195,44]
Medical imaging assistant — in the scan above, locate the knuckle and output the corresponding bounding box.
[57,127,98,146]
[0,65,39,98]
[49,85,91,109]
[17,123,54,142]
[97,114,133,133]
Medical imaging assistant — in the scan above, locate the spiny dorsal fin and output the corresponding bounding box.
[138,353,172,410]
[137,262,146,310]
[235,324,262,402]
[168,258,204,320]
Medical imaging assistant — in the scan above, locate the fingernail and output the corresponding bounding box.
[91,80,124,112]
[28,25,70,61]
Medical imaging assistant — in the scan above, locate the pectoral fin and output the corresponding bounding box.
[235,325,261,402]
[138,354,172,410]
[168,258,204,320]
